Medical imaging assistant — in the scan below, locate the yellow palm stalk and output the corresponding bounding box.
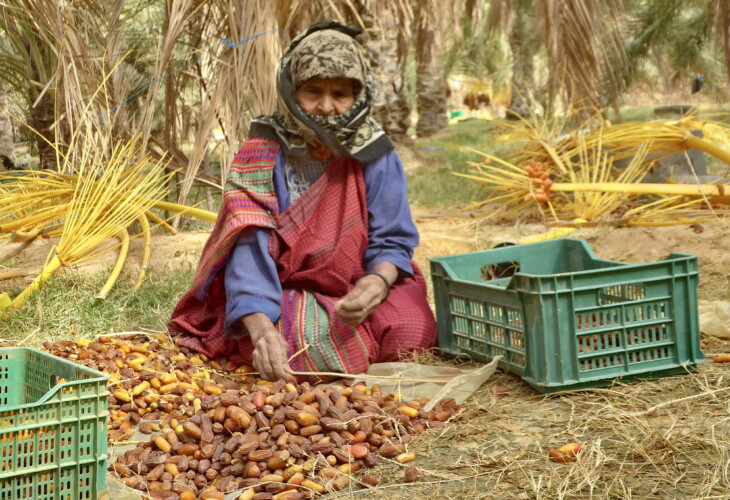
[0,170,73,235]
[550,181,730,203]
[135,214,151,290]
[678,116,730,154]
[8,254,63,309]
[55,141,170,266]
[574,120,730,167]
[96,228,129,300]
[6,136,171,310]
[145,210,177,235]
[152,200,218,223]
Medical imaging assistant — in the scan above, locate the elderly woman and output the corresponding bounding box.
[169,21,437,380]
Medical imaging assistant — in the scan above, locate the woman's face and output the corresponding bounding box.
[295,77,357,116]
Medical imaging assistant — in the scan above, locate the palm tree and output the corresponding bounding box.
[354,0,413,141]
[488,0,627,116]
[415,0,450,137]
[709,0,730,82]
[624,0,729,99]
[0,0,137,170]
[496,0,540,118]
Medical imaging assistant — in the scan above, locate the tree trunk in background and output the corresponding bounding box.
[356,1,412,141]
[26,38,59,170]
[415,1,449,137]
[30,92,58,170]
[506,3,535,119]
[0,84,14,170]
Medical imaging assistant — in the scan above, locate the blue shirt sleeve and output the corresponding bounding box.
[363,150,418,277]
[224,154,288,336]
[224,228,282,337]
[224,228,283,336]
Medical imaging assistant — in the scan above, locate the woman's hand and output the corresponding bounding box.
[335,263,398,325]
[242,313,292,381]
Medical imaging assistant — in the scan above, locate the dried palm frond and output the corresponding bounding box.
[458,117,730,227]
[2,135,172,310]
[457,148,540,216]
[487,93,587,175]
[174,0,279,225]
[556,139,653,222]
[537,0,626,111]
[622,194,730,226]
[275,0,360,40]
[573,120,730,167]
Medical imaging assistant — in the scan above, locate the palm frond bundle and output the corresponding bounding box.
[0,135,174,310]
[461,117,730,228]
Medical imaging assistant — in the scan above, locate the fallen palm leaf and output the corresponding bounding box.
[461,114,730,228]
[0,135,175,310]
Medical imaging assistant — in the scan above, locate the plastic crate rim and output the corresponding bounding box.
[430,249,697,287]
[0,347,109,412]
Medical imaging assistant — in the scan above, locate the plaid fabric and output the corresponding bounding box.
[281,290,373,375]
[364,264,438,362]
[267,156,375,373]
[190,138,281,297]
[168,138,281,359]
[169,138,436,374]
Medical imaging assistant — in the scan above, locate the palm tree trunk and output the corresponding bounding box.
[24,33,60,170]
[415,0,449,137]
[0,84,14,170]
[355,0,412,141]
[30,91,58,170]
[506,3,535,119]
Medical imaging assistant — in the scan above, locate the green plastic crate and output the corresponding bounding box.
[430,238,704,393]
[0,348,109,500]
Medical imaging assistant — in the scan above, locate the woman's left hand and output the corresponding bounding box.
[335,264,397,325]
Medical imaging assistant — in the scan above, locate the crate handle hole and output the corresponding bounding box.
[481,261,520,280]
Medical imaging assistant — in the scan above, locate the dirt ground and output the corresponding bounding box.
[3,208,730,301]
[3,210,730,499]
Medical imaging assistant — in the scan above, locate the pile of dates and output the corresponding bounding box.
[44,335,460,499]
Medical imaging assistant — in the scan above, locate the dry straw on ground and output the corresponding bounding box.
[328,350,730,500]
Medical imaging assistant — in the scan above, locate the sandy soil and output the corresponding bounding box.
[409,210,730,302]
[2,208,729,300]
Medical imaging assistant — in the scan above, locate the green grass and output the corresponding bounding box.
[407,119,499,208]
[605,106,655,123]
[0,265,196,346]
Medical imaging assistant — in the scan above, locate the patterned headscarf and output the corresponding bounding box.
[250,21,393,163]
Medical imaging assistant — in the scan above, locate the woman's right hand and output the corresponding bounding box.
[242,313,292,381]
